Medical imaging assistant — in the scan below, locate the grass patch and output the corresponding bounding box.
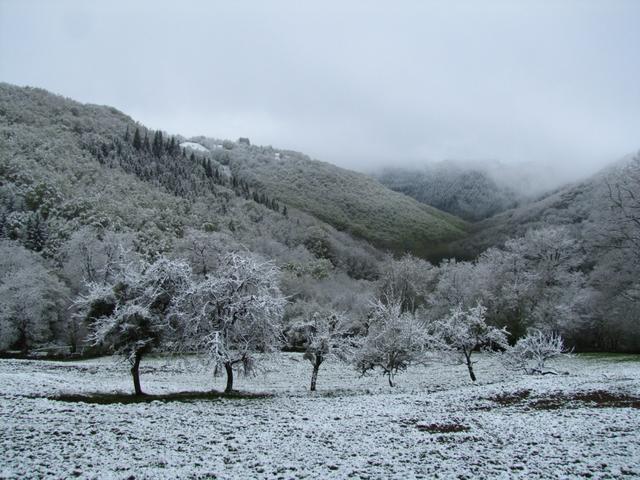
[578,353,640,363]
[49,390,272,405]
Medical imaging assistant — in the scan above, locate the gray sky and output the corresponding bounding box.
[1,0,639,180]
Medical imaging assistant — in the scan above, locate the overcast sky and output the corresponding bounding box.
[1,0,639,179]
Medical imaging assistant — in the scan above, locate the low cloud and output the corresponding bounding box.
[1,0,638,182]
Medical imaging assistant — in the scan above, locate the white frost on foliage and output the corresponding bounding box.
[501,329,570,375]
[77,257,193,364]
[354,299,430,387]
[432,302,509,381]
[177,252,286,380]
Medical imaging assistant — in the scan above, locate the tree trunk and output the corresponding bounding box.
[464,352,476,382]
[310,359,321,391]
[131,352,143,395]
[224,362,234,393]
[388,372,395,387]
[16,325,28,355]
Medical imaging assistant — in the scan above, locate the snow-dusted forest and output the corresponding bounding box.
[1,82,639,479]
[2,0,640,477]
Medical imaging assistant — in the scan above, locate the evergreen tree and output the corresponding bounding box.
[25,213,48,252]
[152,131,164,157]
[143,132,150,152]
[132,127,142,150]
[0,211,7,237]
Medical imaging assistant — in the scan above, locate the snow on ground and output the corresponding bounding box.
[1,353,639,479]
[180,142,210,153]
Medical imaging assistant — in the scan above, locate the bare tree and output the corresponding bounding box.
[607,155,640,302]
[607,155,640,261]
[292,310,352,391]
[501,330,569,375]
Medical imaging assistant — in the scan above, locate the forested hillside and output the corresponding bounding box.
[0,83,389,352]
[446,156,640,350]
[375,162,522,221]
[1,83,639,356]
[450,159,631,256]
[191,137,468,257]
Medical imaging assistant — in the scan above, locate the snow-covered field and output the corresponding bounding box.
[1,353,639,479]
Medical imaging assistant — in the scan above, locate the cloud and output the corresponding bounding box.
[1,0,639,181]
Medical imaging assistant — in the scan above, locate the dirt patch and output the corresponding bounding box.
[488,389,532,406]
[529,390,640,410]
[416,423,470,434]
[397,417,470,434]
[47,390,273,405]
[483,389,640,411]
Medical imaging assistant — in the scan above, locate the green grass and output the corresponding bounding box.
[48,390,273,405]
[230,152,469,258]
[577,353,640,363]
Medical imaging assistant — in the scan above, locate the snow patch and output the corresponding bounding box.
[179,142,210,153]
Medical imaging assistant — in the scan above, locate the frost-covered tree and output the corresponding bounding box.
[608,155,640,264]
[354,299,428,387]
[604,155,640,309]
[173,228,236,277]
[59,227,137,294]
[0,241,69,353]
[505,227,587,334]
[433,227,588,340]
[427,259,491,320]
[77,257,193,394]
[378,254,436,313]
[433,303,509,381]
[24,212,48,252]
[178,252,286,393]
[501,330,568,375]
[292,310,352,391]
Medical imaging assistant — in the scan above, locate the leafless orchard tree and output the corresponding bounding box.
[501,330,569,375]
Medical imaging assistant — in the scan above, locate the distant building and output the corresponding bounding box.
[238,137,251,146]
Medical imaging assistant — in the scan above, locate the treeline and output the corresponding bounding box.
[86,124,287,216]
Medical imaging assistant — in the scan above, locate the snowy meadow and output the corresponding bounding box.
[2,353,639,479]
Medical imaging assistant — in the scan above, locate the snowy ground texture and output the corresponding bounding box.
[1,353,639,479]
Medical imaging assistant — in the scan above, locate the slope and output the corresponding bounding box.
[192,139,469,259]
[0,82,386,284]
[448,157,633,258]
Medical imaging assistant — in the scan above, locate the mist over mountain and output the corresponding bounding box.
[375,162,521,222]
[449,155,638,257]
[3,1,640,477]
